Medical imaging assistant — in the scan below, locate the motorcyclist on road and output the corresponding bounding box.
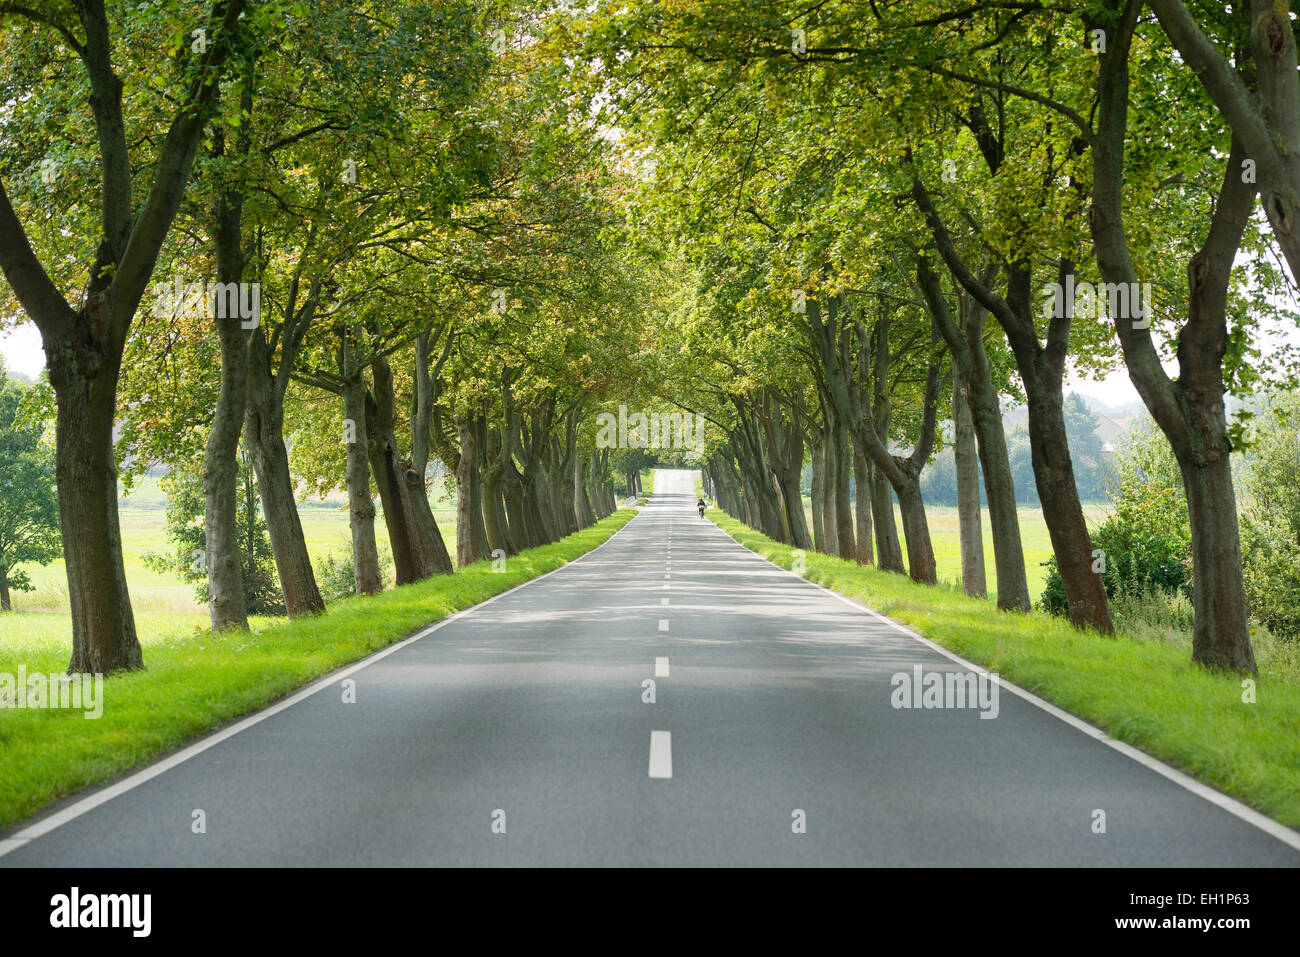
[697,497,706,518]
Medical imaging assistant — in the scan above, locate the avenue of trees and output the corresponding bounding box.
[2,2,1298,679]
[0,0,655,673]
[576,0,1300,675]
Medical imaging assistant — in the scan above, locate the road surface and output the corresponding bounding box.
[2,468,1297,866]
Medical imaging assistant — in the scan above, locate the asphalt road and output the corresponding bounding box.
[3,468,1297,866]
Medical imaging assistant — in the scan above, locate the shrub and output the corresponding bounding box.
[314,547,393,604]
[1042,422,1191,617]
[1240,393,1300,639]
[1240,518,1300,640]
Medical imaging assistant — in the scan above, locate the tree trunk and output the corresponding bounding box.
[953,375,987,598]
[1023,377,1112,632]
[204,321,250,630]
[966,353,1029,610]
[896,483,938,584]
[852,443,875,565]
[44,320,142,672]
[365,358,448,583]
[406,340,454,575]
[203,145,250,631]
[343,368,382,595]
[810,433,827,552]
[831,413,855,560]
[484,426,518,554]
[1180,433,1255,671]
[872,465,905,573]
[455,416,492,566]
[0,576,9,611]
[913,152,1107,629]
[574,451,597,527]
[245,372,323,616]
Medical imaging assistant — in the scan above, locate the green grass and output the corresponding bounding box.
[0,509,634,830]
[710,508,1300,831]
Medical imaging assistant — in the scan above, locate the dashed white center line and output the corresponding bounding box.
[661,598,669,606]
[662,583,669,590]
[648,731,672,778]
[655,657,670,677]
[658,619,669,632]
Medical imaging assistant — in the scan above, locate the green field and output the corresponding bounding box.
[803,498,1105,603]
[4,474,457,622]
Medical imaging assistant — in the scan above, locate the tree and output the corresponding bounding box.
[0,365,60,611]
[0,0,249,671]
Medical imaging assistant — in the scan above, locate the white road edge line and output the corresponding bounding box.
[708,517,1300,853]
[648,730,673,778]
[655,657,670,677]
[0,508,645,859]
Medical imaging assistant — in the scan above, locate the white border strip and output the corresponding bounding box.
[0,509,641,859]
[709,514,1300,854]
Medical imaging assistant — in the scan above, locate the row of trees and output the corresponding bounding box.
[579,0,1300,674]
[0,1,662,672]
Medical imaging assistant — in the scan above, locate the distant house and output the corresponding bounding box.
[1094,414,1131,457]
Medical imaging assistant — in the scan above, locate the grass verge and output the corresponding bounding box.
[0,509,635,831]
[709,509,1300,831]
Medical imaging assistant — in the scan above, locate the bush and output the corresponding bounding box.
[1042,422,1191,617]
[314,547,393,604]
[1241,518,1300,640]
[1240,393,1300,639]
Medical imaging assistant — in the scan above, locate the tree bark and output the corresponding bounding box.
[365,356,448,583]
[454,416,492,566]
[759,391,812,549]
[953,370,987,599]
[872,465,905,573]
[574,450,598,528]
[407,337,454,576]
[53,362,143,671]
[810,429,827,552]
[484,425,518,555]
[830,410,855,560]
[852,442,875,565]
[341,345,382,596]
[245,350,323,616]
[203,178,251,630]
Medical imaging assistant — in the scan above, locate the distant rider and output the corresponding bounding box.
[697,497,706,518]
